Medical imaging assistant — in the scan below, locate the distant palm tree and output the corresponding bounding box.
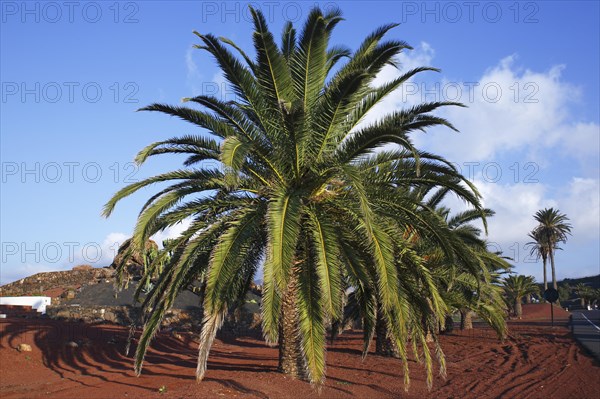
[594,289,600,308]
[503,275,538,318]
[531,208,572,290]
[557,282,571,303]
[103,6,482,387]
[527,230,549,290]
[574,283,595,308]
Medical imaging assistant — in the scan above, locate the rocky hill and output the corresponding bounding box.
[0,265,114,302]
[560,275,600,289]
[0,264,262,336]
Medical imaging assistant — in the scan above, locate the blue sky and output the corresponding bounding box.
[1,1,599,285]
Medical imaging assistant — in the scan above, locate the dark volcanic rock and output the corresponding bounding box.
[64,281,203,310]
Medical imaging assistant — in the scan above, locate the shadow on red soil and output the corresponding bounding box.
[0,304,598,398]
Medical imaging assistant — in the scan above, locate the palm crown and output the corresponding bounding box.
[104,6,485,387]
[529,208,572,290]
[532,208,572,249]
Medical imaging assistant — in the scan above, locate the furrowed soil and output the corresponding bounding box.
[1,304,598,398]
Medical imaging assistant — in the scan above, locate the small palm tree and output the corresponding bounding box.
[424,200,509,336]
[593,289,600,308]
[527,230,549,290]
[503,275,538,319]
[336,190,508,359]
[558,282,571,303]
[574,284,595,308]
[531,208,572,290]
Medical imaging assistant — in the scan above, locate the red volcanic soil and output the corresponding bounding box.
[1,304,598,399]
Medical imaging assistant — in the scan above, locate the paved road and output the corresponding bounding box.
[570,310,600,360]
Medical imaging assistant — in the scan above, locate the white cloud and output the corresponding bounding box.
[561,177,600,242]
[369,50,599,172]
[473,179,552,245]
[553,122,600,176]
[186,47,199,79]
[150,218,193,248]
[423,56,580,162]
[185,47,204,96]
[560,122,600,158]
[97,232,130,265]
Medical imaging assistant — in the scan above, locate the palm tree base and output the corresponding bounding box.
[375,314,399,358]
[460,310,473,330]
[278,331,307,380]
[442,314,454,333]
[278,271,308,380]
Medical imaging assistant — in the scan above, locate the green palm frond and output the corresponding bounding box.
[307,207,342,319]
[281,21,296,61]
[250,6,294,107]
[102,169,223,217]
[290,7,328,110]
[139,103,233,138]
[297,253,326,386]
[135,135,220,165]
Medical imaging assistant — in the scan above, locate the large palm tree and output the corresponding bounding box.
[503,275,538,318]
[531,208,572,290]
[104,6,483,387]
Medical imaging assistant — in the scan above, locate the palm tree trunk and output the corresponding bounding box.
[375,307,398,357]
[542,256,548,292]
[460,309,473,330]
[442,314,454,334]
[425,330,434,343]
[515,297,523,319]
[278,271,306,379]
[549,250,558,290]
